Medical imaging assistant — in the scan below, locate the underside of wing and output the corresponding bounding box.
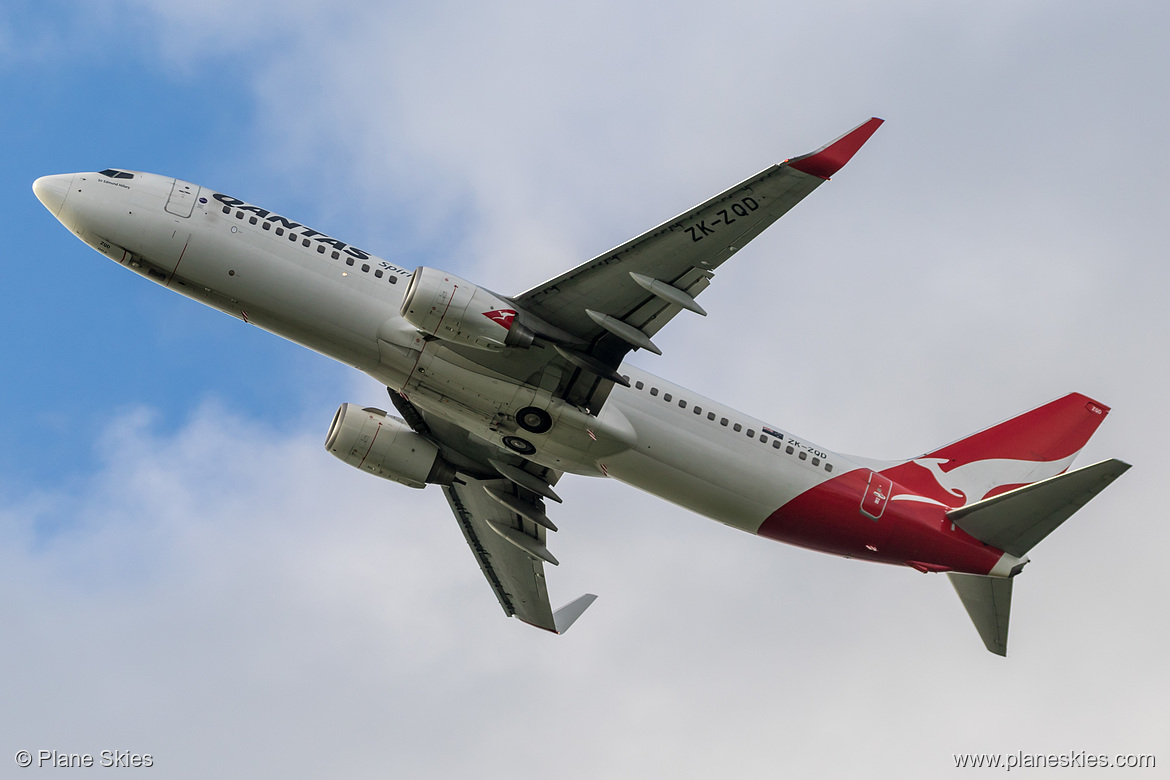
[448,118,883,413]
[443,475,559,630]
[389,391,594,633]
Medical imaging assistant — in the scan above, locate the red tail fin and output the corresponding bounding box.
[880,393,1111,507]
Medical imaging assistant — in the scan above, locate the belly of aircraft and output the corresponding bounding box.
[597,396,827,533]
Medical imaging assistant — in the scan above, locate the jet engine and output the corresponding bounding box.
[325,404,455,488]
[400,266,535,350]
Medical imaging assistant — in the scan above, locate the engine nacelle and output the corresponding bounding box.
[400,266,535,350]
[325,404,455,488]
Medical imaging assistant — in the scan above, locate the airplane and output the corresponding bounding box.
[32,117,1129,655]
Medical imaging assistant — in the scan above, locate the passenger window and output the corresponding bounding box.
[302,239,311,247]
[772,440,781,449]
[249,217,257,225]
[636,381,644,390]
[235,212,243,219]
[760,435,767,443]
[276,228,284,236]
[289,233,297,241]
[375,269,383,278]
[262,222,270,231]
[746,429,755,437]
[812,457,820,466]
[678,400,686,408]
[221,206,230,215]
[825,463,833,473]
[346,258,354,266]
[786,446,794,454]
[389,276,397,284]
[650,388,658,396]
[331,251,339,259]
[798,451,807,460]
[733,423,742,432]
[664,393,672,402]
[621,375,629,383]
[694,406,702,415]
[707,412,715,421]
[720,418,728,426]
[361,264,370,273]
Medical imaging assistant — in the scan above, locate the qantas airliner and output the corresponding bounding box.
[33,118,1128,655]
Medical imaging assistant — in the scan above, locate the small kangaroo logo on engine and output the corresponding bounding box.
[482,309,517,329]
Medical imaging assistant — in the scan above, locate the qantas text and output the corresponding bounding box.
[212,192,378,263]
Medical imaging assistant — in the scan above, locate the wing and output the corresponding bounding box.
[390,121,881,627]
[517,117,885,337]
[390,392,595,633]
[443,474,558,629]
[439,117,883,413]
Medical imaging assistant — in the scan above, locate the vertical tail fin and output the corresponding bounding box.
[911,395,1128,657]
[881,393,1111,507]
[945,458,1129,656]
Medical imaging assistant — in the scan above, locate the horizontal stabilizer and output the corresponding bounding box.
[948,573,1013,656]
[552,594,598,634]
[946,459,1130,557]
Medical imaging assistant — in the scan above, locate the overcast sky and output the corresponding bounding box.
[2,1,1167,777]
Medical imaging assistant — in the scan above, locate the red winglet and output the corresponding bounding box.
[787,117,884,179]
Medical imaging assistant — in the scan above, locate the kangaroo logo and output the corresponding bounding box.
[911,454,1076,504]
[482,308,517,329]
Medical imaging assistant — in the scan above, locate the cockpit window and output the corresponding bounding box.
[99,169,135,180]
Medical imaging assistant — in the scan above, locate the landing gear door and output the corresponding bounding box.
[165,179,200,218]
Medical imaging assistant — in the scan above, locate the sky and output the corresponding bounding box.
[1,1,1167,776]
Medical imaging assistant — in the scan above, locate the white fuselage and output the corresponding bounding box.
[41,128,1099,655]
[37,170,856,536]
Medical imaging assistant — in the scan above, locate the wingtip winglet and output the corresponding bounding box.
[788,117,884,180]
[552,593,598,634]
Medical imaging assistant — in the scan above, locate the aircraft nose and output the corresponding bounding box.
[32,174,73,216]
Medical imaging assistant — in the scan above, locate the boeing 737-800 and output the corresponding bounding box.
[32,118,1128,655]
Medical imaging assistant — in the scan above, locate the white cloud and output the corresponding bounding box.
[3,401,1165,777]
[7,1,1169,776]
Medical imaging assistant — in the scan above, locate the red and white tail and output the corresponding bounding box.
[880,393,1111,507]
